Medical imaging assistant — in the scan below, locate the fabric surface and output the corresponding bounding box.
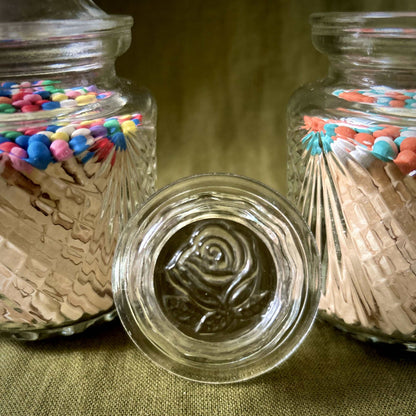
[1,319,416,416]
[2,0,416,415]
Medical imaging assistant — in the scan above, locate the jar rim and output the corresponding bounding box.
[310,11,416,37]
[0,15,133,42]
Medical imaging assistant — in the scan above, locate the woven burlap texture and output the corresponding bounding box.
[1,320,416,416]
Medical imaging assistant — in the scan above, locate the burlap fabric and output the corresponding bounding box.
[1,320,416,415]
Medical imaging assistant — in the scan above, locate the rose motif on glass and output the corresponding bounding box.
[155,220,273,338]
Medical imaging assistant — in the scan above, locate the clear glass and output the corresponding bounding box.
[287,12,416,349]
[0,0,157,340]
[112,174,321,383]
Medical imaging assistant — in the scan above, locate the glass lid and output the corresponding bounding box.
[112,174,321,383]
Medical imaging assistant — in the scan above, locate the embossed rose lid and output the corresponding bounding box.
[112,174,321,383]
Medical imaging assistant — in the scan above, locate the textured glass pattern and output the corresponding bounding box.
[288,118,416,345]
[0,125,156,339]
[155,219,275,339]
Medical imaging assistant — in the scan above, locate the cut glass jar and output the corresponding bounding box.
[0,0,157,339]
[287,12,416,349]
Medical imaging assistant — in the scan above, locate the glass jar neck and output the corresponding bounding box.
[0,7,132,87]
[0,62,114,89]
[327,56,416,88]
[311,12,416,88]
[0,33,126,87]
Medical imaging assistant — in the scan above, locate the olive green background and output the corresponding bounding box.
[2,0,416,415]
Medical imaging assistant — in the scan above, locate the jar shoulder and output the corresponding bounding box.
[109,77,157,125]
[287,78,340,115]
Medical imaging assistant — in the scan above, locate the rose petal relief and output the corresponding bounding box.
[154,219,276,340]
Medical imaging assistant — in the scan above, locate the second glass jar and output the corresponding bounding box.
[288,12,416,349]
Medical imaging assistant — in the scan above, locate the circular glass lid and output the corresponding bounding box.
[112,174,321,383]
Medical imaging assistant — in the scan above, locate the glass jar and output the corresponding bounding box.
[0,0,156,339]
[287,12,416,349]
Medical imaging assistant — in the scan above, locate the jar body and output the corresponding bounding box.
[287,13,416,348]
[0,83,156,339]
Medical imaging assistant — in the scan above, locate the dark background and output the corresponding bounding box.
[96,0,416,193]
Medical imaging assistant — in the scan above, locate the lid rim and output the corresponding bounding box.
[0,15,133,41]
[310,11,416,37]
